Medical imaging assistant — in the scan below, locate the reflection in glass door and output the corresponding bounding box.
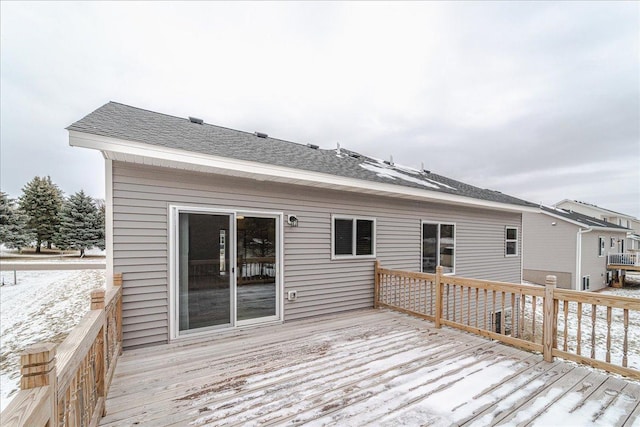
[236,216,277,322]
[178,213,232,332]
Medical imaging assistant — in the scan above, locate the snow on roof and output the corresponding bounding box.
[359,162,453,190]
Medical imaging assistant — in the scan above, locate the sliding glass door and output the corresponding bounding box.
[173,208,280,337]
[178,212,232,332]
[236,216,277,322]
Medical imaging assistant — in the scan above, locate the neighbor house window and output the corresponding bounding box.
[610,238,616,248]
[422,222,455,274]
[598,237,605,256]
[332,216,375,258]
[582,275,590,291]
[505,227,518,257]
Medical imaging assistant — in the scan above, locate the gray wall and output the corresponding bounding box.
[112,162,523,348]
[523,269,572,289]
[523,212,578,288]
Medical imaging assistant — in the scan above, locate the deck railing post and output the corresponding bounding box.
[20,342,57,425]
[91,289,106,310]
[91,288,108,418]
[374,260,381,309]
[113,273,123,347]
[543,275,557,362]
[435,266,443,328]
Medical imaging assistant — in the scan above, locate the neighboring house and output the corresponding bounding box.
[523,206,629,291]
[68,102,538,349]
[555,199,640,253]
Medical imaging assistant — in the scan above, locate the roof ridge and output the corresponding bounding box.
[106,101,328,153]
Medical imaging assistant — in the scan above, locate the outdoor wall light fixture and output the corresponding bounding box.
[287,215,299,227]
[551,222,557,226]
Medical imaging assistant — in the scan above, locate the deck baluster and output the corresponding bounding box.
[623,309,629,368]
[483,289,488,330]
[475,288,479,328]
[532,296,537,342]
[591,304,597,359]
[467,287,471,327]
[519,294,527,338]
[606,306,612,363]
[577,302,582,356]
[452,284,457,323]
[563,300,569,352]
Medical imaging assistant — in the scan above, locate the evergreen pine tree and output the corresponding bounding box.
[95,200,106,251]
[0,192,35,250]
[54,190,102,256]
[19,176,64,253]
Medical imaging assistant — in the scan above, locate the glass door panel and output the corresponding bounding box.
[178,213,231,332]
[236,216,277,321]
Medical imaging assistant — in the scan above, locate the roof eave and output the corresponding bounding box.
[540,210,629,231]
[69,130,537,214]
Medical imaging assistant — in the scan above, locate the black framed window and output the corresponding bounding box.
[333,216,375,258]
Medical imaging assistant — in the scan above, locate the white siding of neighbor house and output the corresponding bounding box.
[522,213,578,289]
[580,231,627,291]
[112,162,523,349]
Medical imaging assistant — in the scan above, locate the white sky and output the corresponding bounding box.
[1,1,638,217]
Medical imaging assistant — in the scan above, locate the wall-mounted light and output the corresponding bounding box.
[551,222,557,226]
[287,215,299,227]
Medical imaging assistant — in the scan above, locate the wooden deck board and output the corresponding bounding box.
[100,309,640,426]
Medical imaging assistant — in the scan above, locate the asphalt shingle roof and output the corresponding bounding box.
[68,102,537,209]
[541,206,630,230]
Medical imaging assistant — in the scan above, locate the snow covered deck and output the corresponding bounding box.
[100,309,640,426]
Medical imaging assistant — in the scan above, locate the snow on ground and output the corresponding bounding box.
[523,286,640,371]
[0,268,105,411]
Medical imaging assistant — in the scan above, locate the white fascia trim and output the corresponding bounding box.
[69,130,538,214]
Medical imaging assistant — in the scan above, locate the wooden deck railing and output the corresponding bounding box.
[1,273,123,427]
[374,261,640,380]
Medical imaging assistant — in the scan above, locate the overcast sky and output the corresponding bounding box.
[1,2,638,217]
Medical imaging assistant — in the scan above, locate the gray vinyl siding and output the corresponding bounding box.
[112,162,523,348]
[522,212,578,288]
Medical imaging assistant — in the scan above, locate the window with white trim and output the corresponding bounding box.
[610,237,616,248]
[332,216,375,258]
[598,237,605,257]
[505,227,518,257]
[582,275,590,291]
[422,222,455,274]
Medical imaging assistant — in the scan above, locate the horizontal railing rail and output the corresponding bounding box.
[374,261,640,380]
[1,273,123,427]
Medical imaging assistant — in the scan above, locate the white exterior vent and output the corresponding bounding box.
[188,116,203,125]
[255,132,268,138]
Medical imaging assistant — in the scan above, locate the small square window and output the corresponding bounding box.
[332,216,375,258]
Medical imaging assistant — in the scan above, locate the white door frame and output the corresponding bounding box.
[168,205,284,341]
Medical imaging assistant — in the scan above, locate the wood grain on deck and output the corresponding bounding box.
[100,309,640,426]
